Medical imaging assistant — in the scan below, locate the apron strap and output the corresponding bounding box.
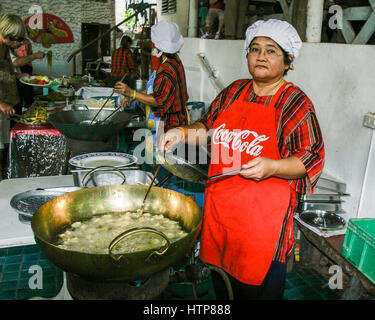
[238,80,293,108]
[268,81,293,109]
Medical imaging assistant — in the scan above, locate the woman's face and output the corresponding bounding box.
[0,35,23,48]
[247,37,289,83]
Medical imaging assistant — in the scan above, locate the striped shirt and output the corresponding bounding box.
[110,48,135,77]
[152,56,189,132]
[210,0,225,10]
[200,79,325,262]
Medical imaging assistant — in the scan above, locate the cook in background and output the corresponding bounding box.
[114,21,189,149]
[110,35,136,88]
[160,19,325,300]
[10,37,45,114]
[201,0,225,40]
[0,14,29,180]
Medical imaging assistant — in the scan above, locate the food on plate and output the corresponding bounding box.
[22,75,60,87]
[18,106,53,124]
[27,75,50,84]
[55,211,188,254]
[38,90,65,101]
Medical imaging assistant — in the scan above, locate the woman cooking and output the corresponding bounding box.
[160,19,325,300]
[0,14,29,179]
[113,21,189,148]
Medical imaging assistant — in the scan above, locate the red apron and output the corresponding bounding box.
[199,81,291,285]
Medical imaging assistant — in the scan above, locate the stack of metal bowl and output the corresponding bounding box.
[68,152,158,188]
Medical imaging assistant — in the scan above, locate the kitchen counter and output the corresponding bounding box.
[295,220,375,299]
[0,175,75,248]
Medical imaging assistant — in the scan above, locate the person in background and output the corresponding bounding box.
[198,0,209,36]
[10,39,45,114]
[201,0,225,40]
[114,21,189,141]
[0,14,29,180]
[110,35,136,87]
[160,19,325,300]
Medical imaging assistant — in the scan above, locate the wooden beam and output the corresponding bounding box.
[343,7,372,21]
[353,11,375,44]
[291,0,308,41]
[341,19,356,43]
[278,0,291,20]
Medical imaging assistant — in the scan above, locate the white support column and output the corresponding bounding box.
[188,0,199,37]
[306,0,324,42]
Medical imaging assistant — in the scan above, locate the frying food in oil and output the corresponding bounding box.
[55,211,187,254]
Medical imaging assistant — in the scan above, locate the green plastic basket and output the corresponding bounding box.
[342,218,375,284]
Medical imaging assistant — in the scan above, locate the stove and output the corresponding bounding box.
[65,268,170,300]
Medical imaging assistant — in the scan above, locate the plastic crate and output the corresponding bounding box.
[342,218,375,284]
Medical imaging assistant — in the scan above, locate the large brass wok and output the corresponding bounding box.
[31,184,202,281]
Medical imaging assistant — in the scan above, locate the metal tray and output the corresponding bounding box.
[316,176,347,193]
[10,187,81,219]
[71,168,157,188]
[300,190,350,202]
[299,210,347,231]
[298,201,346,213]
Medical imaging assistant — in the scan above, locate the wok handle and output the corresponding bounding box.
[108,227,170,264]
[81,166,127,187]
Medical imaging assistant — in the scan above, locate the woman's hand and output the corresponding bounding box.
[0,102,15,116]
[240,157,278,181]
[158,128,185,153]
[34,51,45,59]
[240,156,307,181]
[113,81,132,97]
[17,73,30,79]
[120,96,131,107]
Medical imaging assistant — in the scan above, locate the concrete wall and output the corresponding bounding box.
[1,0,116,77]
[155,0,190,36]
[178,38,375,220]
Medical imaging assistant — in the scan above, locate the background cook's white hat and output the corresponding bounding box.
[151,21,184,54]
[244,19,302,58]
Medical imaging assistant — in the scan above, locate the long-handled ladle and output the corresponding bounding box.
[89,73,127,125]
[139,164,161,214]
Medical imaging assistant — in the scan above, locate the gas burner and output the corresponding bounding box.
[66,268,170,300]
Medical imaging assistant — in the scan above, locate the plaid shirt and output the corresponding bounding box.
[210,0,225,9]
[152,56,189,132]
[200,79,325,262]
[110,48,135,77]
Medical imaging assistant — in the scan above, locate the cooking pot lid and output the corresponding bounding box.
[299,210,346,231]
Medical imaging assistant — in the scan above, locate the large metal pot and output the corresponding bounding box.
[135,79,147,92]
[48,110,135,142]
[31,184,202,281]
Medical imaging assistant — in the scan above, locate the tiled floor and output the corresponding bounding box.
[0,244,339,300]
[283,268,339,300]
[0,245,63,300]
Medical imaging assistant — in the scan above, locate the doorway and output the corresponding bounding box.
[81,23,111,75]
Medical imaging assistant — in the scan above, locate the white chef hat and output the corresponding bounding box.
[151,21,184,54]
[244,19,302,58]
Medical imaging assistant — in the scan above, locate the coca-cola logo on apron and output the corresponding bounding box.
[212,123,270,157]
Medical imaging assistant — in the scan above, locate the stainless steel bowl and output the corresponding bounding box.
[299,210,346,230]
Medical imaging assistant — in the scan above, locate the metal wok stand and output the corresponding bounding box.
[52,273,73,300]
[28,272,73,300]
